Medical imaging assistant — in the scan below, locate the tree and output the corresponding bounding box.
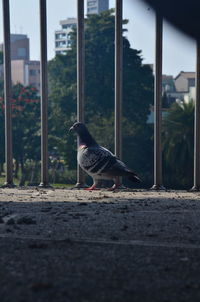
[48,9,154,183]
[162,92,170,108]
[13,84,41,184]
[162,101,194,188]
[0,83,40,184]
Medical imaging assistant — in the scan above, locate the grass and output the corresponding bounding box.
[0,175,75,189]
[51,183,74,189]
[0,175,20,186]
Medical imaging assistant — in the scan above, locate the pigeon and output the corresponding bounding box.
[69,122,141,190]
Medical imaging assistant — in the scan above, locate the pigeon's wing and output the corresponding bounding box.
[79,145,140,182]
[101,157,132,176]
[101,157,141,182]
[78,146,117,174]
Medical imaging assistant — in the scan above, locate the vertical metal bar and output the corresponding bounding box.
[151,13,165,190]
[39,0,49,187]
[76,0,85,187]
[2,0,14,187]
[115,0,123,160]
[191,41,200,191]
[114,0,123,187]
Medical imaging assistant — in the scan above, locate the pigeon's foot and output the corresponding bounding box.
[107,183,121,191]
[84,184,96,191]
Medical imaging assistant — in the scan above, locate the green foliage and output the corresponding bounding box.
[162,92,170,108]
[162,101,194,188]
[49,169,76,185]
[0,83,41,184]
[12,83,41,162]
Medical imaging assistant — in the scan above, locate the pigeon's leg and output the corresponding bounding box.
[108,177,121,191]
[108,183,121,191]
[84,184,96,191]
[84,179,98,191]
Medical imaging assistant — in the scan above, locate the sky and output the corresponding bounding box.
[0,0,196,77]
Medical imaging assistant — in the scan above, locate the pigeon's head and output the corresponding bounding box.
[69,122,87,135]
[69,122,98,147]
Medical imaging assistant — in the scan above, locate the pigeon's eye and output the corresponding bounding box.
[76,124,81,129]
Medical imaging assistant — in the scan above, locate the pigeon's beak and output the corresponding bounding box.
[69,126,74,133]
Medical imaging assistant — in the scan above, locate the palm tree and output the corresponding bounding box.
[162,100,194,188]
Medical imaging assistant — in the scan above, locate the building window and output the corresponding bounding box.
[55,41,67,48]
[188,78,195,87]
[62,24,76,30]
[29,69,37,76]
[55,33,66,40]
[17,48,26,57]
[88,1,97,6]
[88,7,97,12]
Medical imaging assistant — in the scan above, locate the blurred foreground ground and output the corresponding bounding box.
[1,188,200,302]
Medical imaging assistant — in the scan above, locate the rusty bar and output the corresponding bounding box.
[115,0,123,160]
[151,13,165,190]
[76,0,85,187]
[191,40,200,191]
[2,0,14,187]
[39,0,49,187]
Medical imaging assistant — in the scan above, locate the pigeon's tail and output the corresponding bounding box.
[128,172,141,183]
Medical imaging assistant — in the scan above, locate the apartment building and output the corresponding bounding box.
[161,71,196,104]
[174,71,195,92]
[0,34,40,90]
[87,0,109,14]
[11,60,40,91]
[55,0,109,55]
[0,34,30,61]
[55,18,77,55]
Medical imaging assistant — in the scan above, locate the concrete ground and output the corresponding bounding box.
[0,188,200,301]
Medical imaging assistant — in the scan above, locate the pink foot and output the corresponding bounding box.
[84,184,96,191]
[107,183,121,191]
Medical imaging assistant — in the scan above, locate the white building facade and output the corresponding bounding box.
[54,0,109,55]
[11,60,40,91]
[54,18,77,55]
[87,0,109,14]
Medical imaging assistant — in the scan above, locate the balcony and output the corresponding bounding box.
[1,1,200,301]
[1,0,200,191]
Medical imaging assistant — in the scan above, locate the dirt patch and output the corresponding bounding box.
[1,188,200,301]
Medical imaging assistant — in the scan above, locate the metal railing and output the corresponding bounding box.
[192,41,200,191]
[151,13,164,190]
[2,0,13,187]
[39,0,49,187]
[75,0,85,188]
[1,0,200,190]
